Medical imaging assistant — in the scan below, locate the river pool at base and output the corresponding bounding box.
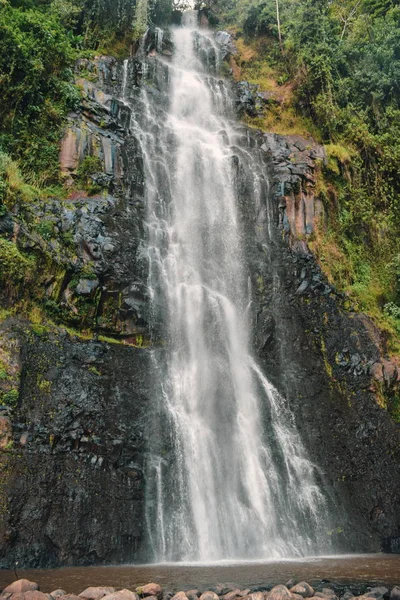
[1,555,400,592]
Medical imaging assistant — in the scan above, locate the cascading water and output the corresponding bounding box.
[125,11,335,562]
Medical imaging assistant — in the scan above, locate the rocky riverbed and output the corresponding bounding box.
[1,578,400,600]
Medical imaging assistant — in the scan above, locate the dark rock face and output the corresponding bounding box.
[1,30,400,568]
[0,324,156,568]
[241,130,400,552]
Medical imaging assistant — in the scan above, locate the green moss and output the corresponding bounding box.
[0,388,18,408]
[0,238,36,288]
[88,365,102,376]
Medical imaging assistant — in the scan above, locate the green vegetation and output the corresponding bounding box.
[209,0,400,350]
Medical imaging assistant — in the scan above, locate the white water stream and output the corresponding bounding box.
[123,12,333,563]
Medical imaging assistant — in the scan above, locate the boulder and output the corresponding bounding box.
[24,592,51,600]
[269,587,292,600]
[289,585,314,599]
[79,589,115,600]
[3,583,39,595]
[137,587,162,600]
[199,593,219,600]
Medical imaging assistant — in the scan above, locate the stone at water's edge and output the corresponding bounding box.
[136,586,162,600]
[290,585,315,599]
[269,587,292,600]
[79,589,116,600]
[2,583,39,595]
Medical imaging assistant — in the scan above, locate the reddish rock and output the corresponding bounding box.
[269,587,292,600]
[3,582,39,595]
[24,592,50,600]
[137,586,162,600]
[223,591,241,600]
[171,593,187,600]
[9,594,25,600]
[199,593,219,600]
[289,585,314,599]
[103,592,138,600]
[79,588,115,600]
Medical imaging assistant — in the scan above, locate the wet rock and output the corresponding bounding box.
[289,586,314,599]
[3,583,39,595]
[269,587,292,600]
[75,278,99,296]
[137,587,162,600]
[79,589,115,600]
[199,593,219,600]
[215,31,237,60]
[235,81,258,117]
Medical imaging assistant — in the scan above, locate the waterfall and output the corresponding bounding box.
[125,12,334,563]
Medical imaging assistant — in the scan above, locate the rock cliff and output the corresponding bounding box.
[0,29,399,567]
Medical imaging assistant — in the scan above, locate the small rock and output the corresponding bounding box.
[171,594,187,600]
[76,278,99,295]
[295,279,309,295]
[249,594,264,600]
[285,584,295,591]
[199,593,219,600]
[290,585,314,599]
[238,593,250,598]
[4,583,39,595]
[185,592,199,600]
[79,589,115,600]
[50,591,67,599]
[103,592,139,600]
[137,589,162,600]
[269,587,292,600]
[223,591,241,600]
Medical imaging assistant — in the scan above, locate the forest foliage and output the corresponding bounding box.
[0,0,400,346]
[205,0,400,344]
